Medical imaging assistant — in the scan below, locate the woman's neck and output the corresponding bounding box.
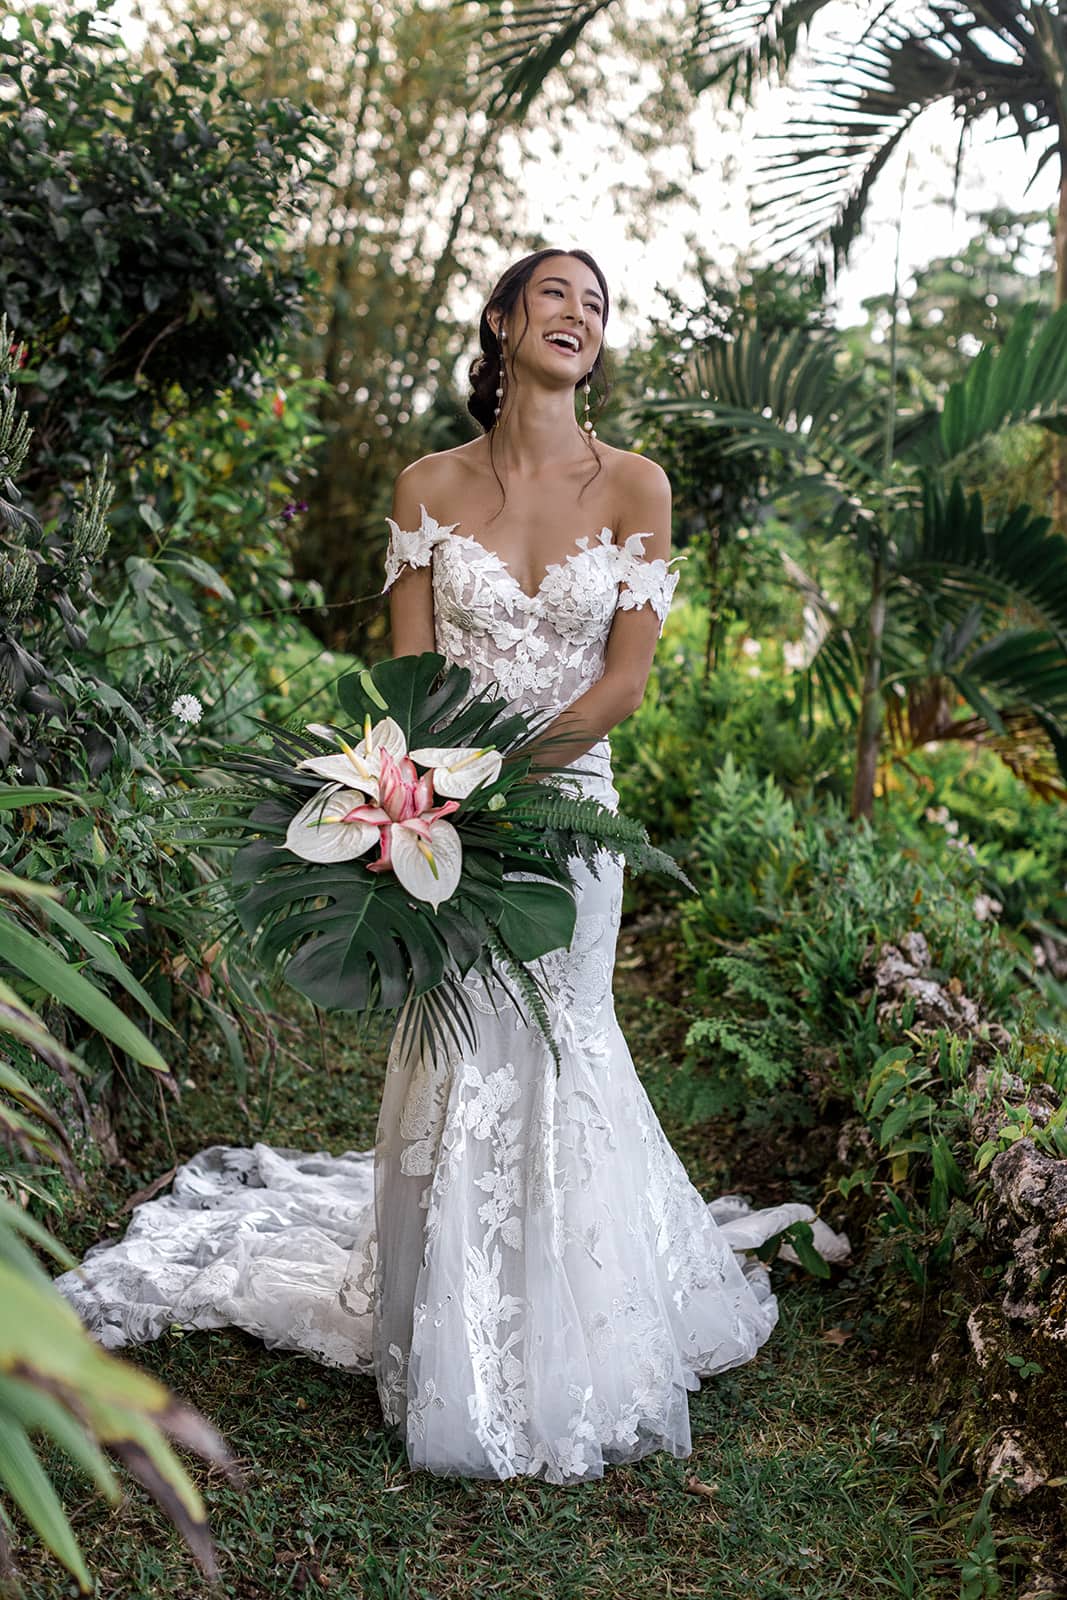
[488,383,591,475]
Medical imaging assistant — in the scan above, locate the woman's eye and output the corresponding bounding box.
[545,288,601,314]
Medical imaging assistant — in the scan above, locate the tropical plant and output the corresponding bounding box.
[0,813,172,1150]
[0,0,331,493]
[676,756,1018,1127]
[629,302,1067,817]
[0,856,236,1596]
[618,259,830,674]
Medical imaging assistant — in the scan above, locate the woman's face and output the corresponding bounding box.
[496,255,605,384]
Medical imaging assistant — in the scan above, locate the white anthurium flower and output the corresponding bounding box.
[388,815,463,908]
[295,715,408,794]
[285,786,382,863]
[408,744,503,799]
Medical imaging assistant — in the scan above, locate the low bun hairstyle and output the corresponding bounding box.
[467,247,611,516]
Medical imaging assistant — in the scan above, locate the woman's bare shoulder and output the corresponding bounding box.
[395,444,485,497]
[390,444,484,525]
[602,443,671,496]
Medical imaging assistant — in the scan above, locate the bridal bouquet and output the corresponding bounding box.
[208,652,689,1066]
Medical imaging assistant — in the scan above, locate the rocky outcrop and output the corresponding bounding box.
[861,934,1067,1528]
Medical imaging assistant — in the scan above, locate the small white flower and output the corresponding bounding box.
[782,641,807,672]
[741,637,762,657]
[973,894,1003,923]
[171,694,203,725]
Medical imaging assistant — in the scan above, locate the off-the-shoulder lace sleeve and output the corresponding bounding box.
[611,530,686,637]
[381,502,458,592]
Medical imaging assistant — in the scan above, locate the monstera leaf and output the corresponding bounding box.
[335,655,540,753]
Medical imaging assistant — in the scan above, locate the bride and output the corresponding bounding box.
[56,246,848,1485]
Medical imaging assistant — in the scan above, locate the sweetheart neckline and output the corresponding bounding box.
[419,504,656,605]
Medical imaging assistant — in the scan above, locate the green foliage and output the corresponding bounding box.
[0,868,238,1595]
[0,1203,236,1597]
[631,296,1067,807]
[611,617,850,860]
[619,258,831,668]
[0,270,344,1209]
[676,754,1018,1125]
[887,741,1067,944]
[850,207,1055,388]
[838,1031,1067,1290]
[0,0,332,489]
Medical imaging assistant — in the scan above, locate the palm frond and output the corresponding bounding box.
[899,476,1067,645]
[459,1,618,119]
[484,927,562,1071]
[393,978,480,1077]
[794,620,862,733]
[687,1,828,99]
[629,320,890,505]
[924,302,1067,466]
[751,6,1054,272]
[952,629,1067,738]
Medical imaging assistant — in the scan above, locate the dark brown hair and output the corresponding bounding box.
[467,247,611,518]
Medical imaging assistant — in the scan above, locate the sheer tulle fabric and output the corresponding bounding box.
[56,506,849,1484]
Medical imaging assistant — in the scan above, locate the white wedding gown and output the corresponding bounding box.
[56,503,849,1485]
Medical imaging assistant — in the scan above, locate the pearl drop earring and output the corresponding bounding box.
[494,327,506,426]
[583,372,597,440]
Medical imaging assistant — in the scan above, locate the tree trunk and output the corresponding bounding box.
[702,519,722,682]
[1055,155,1067,532]
[851,556,886,822]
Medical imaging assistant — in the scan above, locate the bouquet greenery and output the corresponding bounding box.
[208,653,689,1066]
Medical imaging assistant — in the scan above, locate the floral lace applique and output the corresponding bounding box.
[381,502,458,591]
[609,529,686,635]
[380,507,685,719]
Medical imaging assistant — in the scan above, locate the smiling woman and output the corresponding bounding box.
[54,246,849,1494]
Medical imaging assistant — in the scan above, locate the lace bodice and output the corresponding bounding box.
[381,503,685,718]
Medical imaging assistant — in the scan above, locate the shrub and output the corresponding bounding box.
[0,0,331,491]
[677,755,1018,1126]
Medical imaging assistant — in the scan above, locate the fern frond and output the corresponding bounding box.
[506,795,694,889]
[484,927,561,1073]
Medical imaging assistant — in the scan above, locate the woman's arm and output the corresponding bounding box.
[386,464,438,658]
[523,455,675,774]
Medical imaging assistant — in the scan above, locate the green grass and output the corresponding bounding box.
[8,936,1052,1600]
